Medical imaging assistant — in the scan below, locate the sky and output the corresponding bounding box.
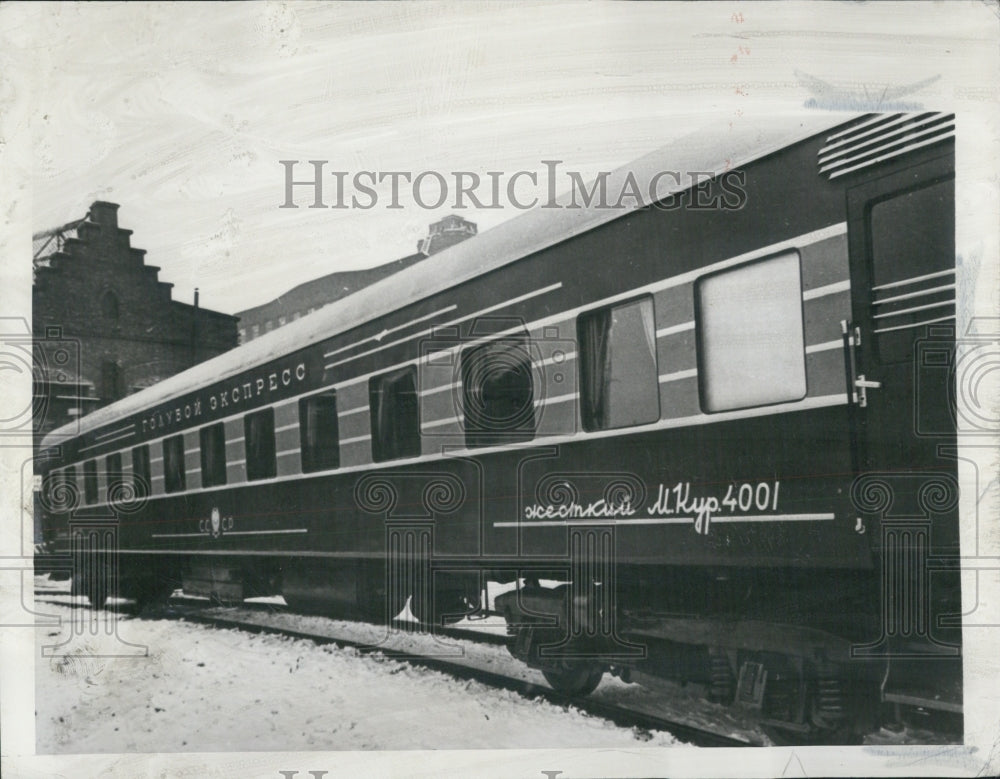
[8,1,987,315]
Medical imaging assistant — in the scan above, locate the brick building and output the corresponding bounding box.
[238,214,476,343]
[32,201,238,438]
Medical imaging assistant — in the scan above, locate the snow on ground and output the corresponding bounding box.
[202,605,768,745]
[33,577,953,752]
[35,600,684,753]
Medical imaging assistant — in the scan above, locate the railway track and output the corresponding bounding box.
[35,594,754,748]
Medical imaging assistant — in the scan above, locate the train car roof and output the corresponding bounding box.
[40,113,856,451]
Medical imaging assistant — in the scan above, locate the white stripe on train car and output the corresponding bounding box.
[95,424,135,440]
[322,283,563,371]
[805,340,842,354]
[78,431,135,453]
[658,368,698,384]
[322,305,458,359]
[656,321,696,338]
[802,279,851,300]
[492,513,835,528]
[150,528,308,539]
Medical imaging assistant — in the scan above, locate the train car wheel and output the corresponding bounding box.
[761,671,868,745]
[541,661,604,696]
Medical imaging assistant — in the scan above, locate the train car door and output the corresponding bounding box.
[844,148,962,713]
[845,152,956,484]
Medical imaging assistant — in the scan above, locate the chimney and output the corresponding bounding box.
[419,215,477,256]
[88,201,120,229]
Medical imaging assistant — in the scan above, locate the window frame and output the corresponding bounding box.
[299,390,340,473]
[460,336,536,447]
[200,422,228,488]
[244,407,277,481]
[369,365,421,463]
[576,294,661,432]
[83,459,98,504]
[132,445,150,498]
[694,250,808,414]
[105,452,123,503]
[162,434,187,494]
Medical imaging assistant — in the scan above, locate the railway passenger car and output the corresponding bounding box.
[36,112,960,743]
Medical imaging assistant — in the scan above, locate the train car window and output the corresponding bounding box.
[83,459,98,504]
[132,445,150,498]
[696,251,806,413]
[163,435,186,494]
[299,391,340,472]
[244,408,277,480]
[460,337,535,446]
[578,297,660,430]
[200,423,227,487]
[369,366,420,462]
[105,452,123,502]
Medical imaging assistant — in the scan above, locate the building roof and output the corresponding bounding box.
[235,252,427,325]
[40,113,854,449]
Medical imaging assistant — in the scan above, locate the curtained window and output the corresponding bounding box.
[244,408,277,480]
[132,445,151,498]
[696,251,806,412]
[200,423,227,487]
[577,297,659,430]
[461,337,535,447]
[105,452,122,503]
[163,435,186,493]
[369,366,420,462]
[300,391,340,472]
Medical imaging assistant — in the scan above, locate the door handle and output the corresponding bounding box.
[854,375,881,408]
[842,319,880,408]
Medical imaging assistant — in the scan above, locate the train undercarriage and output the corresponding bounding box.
[54,549,962,745]
[494,576,883,744]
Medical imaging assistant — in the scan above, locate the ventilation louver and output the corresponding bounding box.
[818,113,954,180]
